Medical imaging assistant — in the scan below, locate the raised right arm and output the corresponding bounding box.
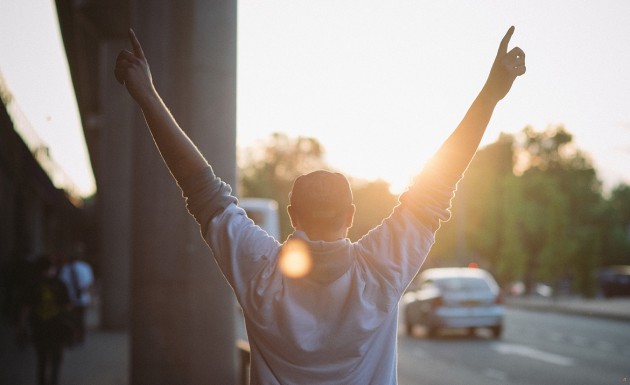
[427,26,526,180]
[400,26,526,223]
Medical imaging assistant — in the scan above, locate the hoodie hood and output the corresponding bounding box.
[285,231,354,284]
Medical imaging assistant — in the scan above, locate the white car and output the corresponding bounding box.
[402,267,504,338]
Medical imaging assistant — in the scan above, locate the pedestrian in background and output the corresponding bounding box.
[57,245,94,345]
[20,255,72,385]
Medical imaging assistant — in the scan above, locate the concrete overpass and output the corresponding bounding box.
[55,0,239,383]
[0,76,87,271]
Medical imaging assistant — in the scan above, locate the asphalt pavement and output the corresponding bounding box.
[2,295,629,385]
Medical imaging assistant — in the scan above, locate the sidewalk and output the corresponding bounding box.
[0,329,129,385]
[61,297,129,385]
[0,300,129,385]
[62,330,129,385]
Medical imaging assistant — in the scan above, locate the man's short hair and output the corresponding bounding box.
[289,170,353,230]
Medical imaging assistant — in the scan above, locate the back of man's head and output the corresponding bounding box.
[289,170,354,234]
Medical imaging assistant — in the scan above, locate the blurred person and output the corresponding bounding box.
[114,26,525,384]
[57,246,94,344]
[20,255,72,385]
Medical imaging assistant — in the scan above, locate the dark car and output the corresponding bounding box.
[402,267,504,338]
[598,265,630,298]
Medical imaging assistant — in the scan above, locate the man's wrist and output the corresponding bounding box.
[136,86,162,111]
[477,87,501,108]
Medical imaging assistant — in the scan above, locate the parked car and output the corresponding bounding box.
[402,267,504,338]
[598,265,630,298]
[507,281,554,297]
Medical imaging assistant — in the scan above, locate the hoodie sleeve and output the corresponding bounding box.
[177,165,238,236]
[356,150,463,302]
[398,148,463,232]
[177,166,281,301]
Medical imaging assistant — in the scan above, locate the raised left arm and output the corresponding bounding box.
[114,28,209,184]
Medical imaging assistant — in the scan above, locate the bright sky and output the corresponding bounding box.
[0,0,93,196]
[2,0,629,197]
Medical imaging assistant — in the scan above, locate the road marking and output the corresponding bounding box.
[484,368,508,381]
[570,335,588,346]
[492,342,575,366]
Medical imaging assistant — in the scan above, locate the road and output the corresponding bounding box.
[397,308,630,385]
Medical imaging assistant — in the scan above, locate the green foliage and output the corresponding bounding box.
[427,133,518,280]
[238,133,398,241]
[238,128,630,296]
[347,179,398,241]
[516,126,604,296]
[239,133,328,239]
[427,125,626,296]
[600,185,630,266]
[611,185,630,223]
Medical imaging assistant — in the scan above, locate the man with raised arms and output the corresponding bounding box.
[114,26,525,385]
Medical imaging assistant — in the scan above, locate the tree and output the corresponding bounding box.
[515,126,603,296]
[517,169,572,294]
[600,184,630,266]
[427,133,519,280]
[238,133,398,241]
[239,128,622,297]
[239,133,328,239]
[428,125,608,295]
[461,133,516,270]
[347,179,398,241]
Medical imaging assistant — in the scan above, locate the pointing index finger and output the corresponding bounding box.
[128,28,145,59]
[498,26,515,56]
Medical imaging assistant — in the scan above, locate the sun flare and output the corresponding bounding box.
[279,239,312,278]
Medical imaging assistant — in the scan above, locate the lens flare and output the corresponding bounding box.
[279,239,312,278]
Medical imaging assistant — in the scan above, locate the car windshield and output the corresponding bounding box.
[434,277,492,293]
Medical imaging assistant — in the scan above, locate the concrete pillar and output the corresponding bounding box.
[24,193,45,256]
[130,1,237,383]
[98,39,134,330]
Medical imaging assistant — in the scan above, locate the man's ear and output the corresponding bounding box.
[345,204,356,229]
[287,205,299,229]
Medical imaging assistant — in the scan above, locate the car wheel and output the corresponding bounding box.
[490,325,503,339]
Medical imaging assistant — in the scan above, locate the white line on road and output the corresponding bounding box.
[484,368,509,382]
[492,342,576,367]
[570,335,588,346]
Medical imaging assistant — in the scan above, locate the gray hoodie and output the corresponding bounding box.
[179,162,459,385]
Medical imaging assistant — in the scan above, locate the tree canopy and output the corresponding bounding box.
[238,127,630,296]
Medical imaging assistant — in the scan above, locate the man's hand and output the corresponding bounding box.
[481,26,526,103]
[114,29,156,105]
